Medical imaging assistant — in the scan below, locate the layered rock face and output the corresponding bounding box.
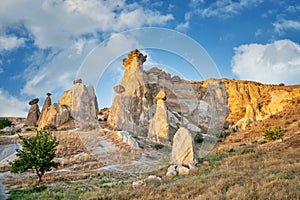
[38,81,99,130]
[26,98,40,126]
[221,79,300,130]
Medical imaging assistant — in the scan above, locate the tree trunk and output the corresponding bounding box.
[35,169,43,183]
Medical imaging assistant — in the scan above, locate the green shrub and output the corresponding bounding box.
[241,149,256,155]
[217,130,230,138]
[263,126,283,141]
[0,118,12,129]
[153,143,165,150]
[228,148,235,153]
[194,132,204,143]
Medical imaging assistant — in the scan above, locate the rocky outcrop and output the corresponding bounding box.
[38,81,99,130]
[38,103,70,130]
[221,79,300,130]
[107,50,228,140]
[107,49,300,144]
[148,89,169,144]
[38,93,52,124]
[114,85,125,94]
[171,127,197,165]
[26,98,40,126]
[59,82,99,127]
[108,49,149,133]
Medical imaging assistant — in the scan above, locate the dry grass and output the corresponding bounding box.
[76,145,300,200]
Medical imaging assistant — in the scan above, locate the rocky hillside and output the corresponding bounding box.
[107,49,300,144]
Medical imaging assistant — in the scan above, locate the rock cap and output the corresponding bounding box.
[155,89,166,101]
[29,98,39,105]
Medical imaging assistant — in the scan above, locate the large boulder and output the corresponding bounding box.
[148,89,169,143]
[26,98,40,126]
[171,127,197,165]
[59,82,99,124]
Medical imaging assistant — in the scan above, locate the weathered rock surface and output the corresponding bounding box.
[148,89,169,143]
[114,85,125,94]
[116,131,139,149]
[108,49,149,133]
[107,49,300,144]
[177,165,190,175]
[107,50,227,140]
[98,108,110,121]
[29,98,39,105]
[73,78,82,85]
[166,165,177,178]
[171,127,197,165]
[38,81,99,130]
[221,79,300,130]
[38,103,70,129]
[58,82,99,129]
[26,98,40,126]
[132,180,144,188]
[38,93,52,124]
[146,175,162,183]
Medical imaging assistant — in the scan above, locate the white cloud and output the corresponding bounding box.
[0,67,3,74]
[193,0,263,18]
[0,0,173,49]
[0,35,25,51]
[273,19,300,34]
[0,88,28,117]
[232,39,300,85]
[176,21,190,31]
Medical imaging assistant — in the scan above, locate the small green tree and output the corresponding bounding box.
[0,118,12,129]
[263,126,284,141]
[10,129,60,183]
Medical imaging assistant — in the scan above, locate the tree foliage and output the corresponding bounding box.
[0,118,12,129]
[263,126,284,141]
[10,129,60,183]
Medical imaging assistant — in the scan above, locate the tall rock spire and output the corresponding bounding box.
[108,49,149,132]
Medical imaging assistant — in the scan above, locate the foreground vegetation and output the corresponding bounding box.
[10,129,59,183]
[8,141,300,200]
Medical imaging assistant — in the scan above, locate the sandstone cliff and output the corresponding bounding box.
[221,79,300,130]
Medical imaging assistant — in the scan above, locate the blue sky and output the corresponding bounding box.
[0,0,299,117]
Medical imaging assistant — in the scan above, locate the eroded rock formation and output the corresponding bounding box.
[107,49,300,144]
[221,79,300,130]
[108,50,228,140]
[108,49,149,132]
[38,80,99,130]
[148,89,169,144]
[38,93,52,124]
[26,98,40,126]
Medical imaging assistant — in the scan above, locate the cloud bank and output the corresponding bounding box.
[232,39,300,85]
